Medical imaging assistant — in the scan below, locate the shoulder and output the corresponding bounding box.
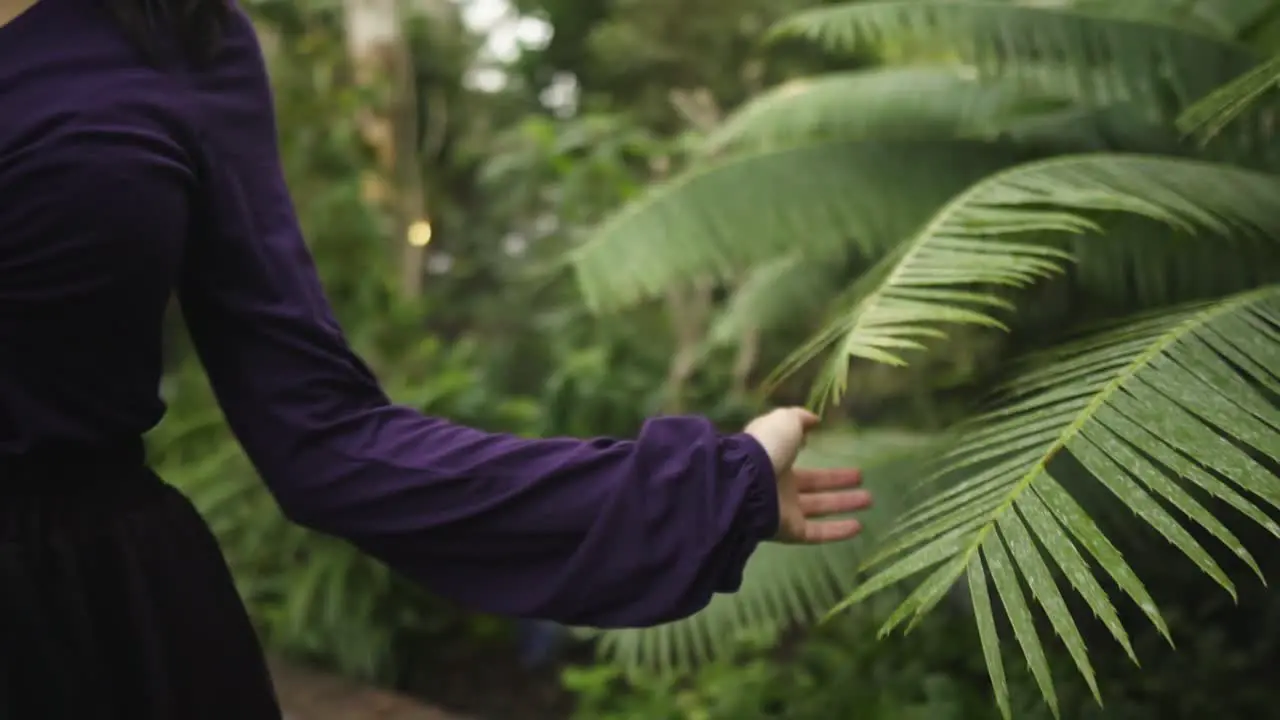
[0,0,203,172]
[192,4,271,95]
[184,4,278,148]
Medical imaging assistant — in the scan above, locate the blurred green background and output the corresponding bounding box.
[148,0,1280,717]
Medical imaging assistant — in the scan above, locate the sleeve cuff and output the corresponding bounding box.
[727,432,781,542]
[708,432,780,593]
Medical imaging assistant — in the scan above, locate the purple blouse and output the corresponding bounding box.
[0,0,780,626]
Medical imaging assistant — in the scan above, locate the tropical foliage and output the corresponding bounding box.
[145,0,1280,716]
[570,1,1280,716]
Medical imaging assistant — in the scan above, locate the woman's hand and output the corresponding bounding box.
[745,407,872,544]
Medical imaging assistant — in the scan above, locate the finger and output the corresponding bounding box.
[791,407,821,430]
[798,518,863,544]
[798,489,872,517]
[792,467,862,492]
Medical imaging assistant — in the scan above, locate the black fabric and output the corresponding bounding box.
[0,444,282,719]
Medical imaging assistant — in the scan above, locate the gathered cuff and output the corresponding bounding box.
[710,432,780,592]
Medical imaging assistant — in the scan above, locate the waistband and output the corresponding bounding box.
[0,440,151,495]
[0,440,169,541]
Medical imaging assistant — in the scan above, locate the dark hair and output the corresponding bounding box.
[105,0,231,65]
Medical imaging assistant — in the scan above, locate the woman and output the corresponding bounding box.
[0,0,871,717]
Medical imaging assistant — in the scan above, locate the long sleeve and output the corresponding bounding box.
[174,9,780,628]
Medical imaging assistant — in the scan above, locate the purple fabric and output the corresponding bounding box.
[0,0,780,627]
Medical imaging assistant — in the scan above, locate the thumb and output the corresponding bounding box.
[746,407,818,474]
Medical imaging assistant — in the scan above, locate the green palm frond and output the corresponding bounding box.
[771,1,1260,110]
[1178,53,1280,140]
[1070,0,1274,37]
[772,153,1280,409]
[1189,0,1280,36]
[588,431,937,673]
[701,67,1073,156]
[570,140,1028,313]
[833,286,1280,718]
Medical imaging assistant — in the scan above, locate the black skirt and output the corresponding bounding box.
[0,444,282,719]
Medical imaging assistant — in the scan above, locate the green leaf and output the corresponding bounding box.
[1015,488,1135,663]
[1069,434,1236,600]
[570,140,1028,313]
[998,508,1099,704]
[968,555,1011,719]
[881,554,969,636]
[834,286,1280,714]
[701,67,1073,156]
[1034,473,1170,643]
[984,534,1058,717]
[778,153,1280,408]
[771,1,1259,110]
[1178,54,1280,140]
[1097,404,1280,543]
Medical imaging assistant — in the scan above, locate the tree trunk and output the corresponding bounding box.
[343,0,429,299]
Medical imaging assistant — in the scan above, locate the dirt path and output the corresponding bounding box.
[269,657,468,720]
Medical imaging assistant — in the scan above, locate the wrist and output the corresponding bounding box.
[730,432,782,541]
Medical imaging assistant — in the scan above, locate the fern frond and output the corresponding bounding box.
[589,431,936,673]
[778,153,1280,409]
[1070,0,1274,38]
[1178,53,1280,140]
[701,67,1072,156]
[831,286,1280,718]
[772,1,1260,110]
[570,140,1027,313]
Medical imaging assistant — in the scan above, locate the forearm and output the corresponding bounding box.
[256,409,779,627]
